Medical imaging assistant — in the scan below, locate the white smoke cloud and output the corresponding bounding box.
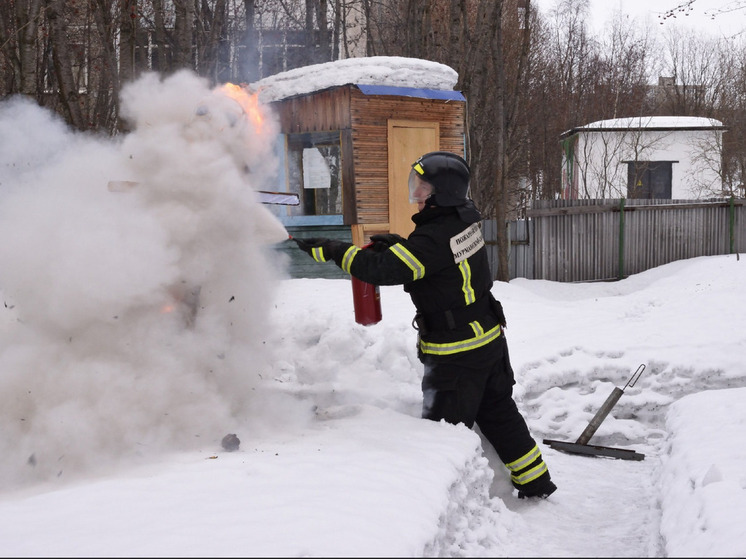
[0,71,304,490]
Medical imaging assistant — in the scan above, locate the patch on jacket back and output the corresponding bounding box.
[450,222,484,263]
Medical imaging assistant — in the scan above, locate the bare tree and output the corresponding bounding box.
[522,1,661,205]
[716,41,746,197]
[0,0,44,96]
[90,0,122,131]
[173,0,196,69]
[522,0,596,201]
[594,10,658,119]
[241,0,259,81]
[362,0,533,280]
[44,0,85,128]
[118,0,137,87]
[195,0,228,81]
[150,0,170,72]
[658,27,722,116]
[2,0,744,213]
[660,0,746,25]
[315,0,331,62]
[686,128,732,197]
[574,129,628,198]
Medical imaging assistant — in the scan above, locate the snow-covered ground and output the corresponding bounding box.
[0,259,744,557]
[0,63,744,557]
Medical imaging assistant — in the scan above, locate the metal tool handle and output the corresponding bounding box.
[623,364,646,390]
[574,364,646,445]
[575,387,624,445]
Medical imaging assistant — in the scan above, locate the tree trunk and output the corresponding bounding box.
[491,1,510,282]
[16,0,43,96]
[496,0,532,282]
[44,0,85,129]
[118,0,137,86]
[363,0,373,56]
[405,0,428,59]
[211,0,229,83]
[173,0,195,70]
[447,0,466,83]
[305,0,314,61]
[332,0,340,60]
[0,3,21,95]
[198,0,227,81]
[242,0,258,82]
[152,0,169,73]
[91,0,120,132]
[460,2,498,269]
[316,0,330,62]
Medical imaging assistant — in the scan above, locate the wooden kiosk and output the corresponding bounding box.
[265,81,466,278]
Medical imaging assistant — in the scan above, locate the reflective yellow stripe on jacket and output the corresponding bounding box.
[311,246,327,262]
[390,244,425,281]
[340,246,360,273]
[418,255,499,356]
[458,260,476,304]
[419,322,502,356]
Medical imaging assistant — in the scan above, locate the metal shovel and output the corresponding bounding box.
[543,364,646,461]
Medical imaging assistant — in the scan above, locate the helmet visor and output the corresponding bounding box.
[408,170,433,204]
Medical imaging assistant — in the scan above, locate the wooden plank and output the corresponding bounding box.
[269,85,352,132]
[340,128,357,224]
[351,223,391,246]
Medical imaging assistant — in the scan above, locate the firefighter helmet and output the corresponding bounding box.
[409,151,470,207]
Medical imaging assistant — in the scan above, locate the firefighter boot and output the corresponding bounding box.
[517,475,557,499]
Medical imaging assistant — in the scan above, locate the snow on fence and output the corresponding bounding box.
[484,198,745,282]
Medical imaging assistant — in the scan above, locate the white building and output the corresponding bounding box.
[560,116,727,200]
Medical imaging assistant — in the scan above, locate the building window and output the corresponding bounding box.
[627,161,674,199]
[285,131,342,217]
[259,29,307,77]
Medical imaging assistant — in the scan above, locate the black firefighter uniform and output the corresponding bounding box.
[302,204,552,496]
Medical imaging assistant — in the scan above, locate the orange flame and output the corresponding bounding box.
[219,83,265,133]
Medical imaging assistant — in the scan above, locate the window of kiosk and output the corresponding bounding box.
[283,132,343,224]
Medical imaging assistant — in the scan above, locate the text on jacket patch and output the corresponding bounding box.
[450,222,485,263]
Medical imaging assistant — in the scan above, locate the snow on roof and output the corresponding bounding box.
[250,56,459,104]
[571,116,725,133]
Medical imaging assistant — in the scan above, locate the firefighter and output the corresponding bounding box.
[293,151,556,499]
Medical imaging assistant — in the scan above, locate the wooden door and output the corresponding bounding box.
[387,120,439,237]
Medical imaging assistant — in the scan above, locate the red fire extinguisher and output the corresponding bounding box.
[351,242,382,326]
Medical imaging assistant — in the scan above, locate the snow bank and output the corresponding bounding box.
[424,451,519,557]
[0,405,515,557]
[659,387,746,557]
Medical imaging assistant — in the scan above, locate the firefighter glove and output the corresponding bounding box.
[369,233,406,252]
[293,237,333,262]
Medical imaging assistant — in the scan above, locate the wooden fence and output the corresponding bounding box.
[484,198,745,282]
